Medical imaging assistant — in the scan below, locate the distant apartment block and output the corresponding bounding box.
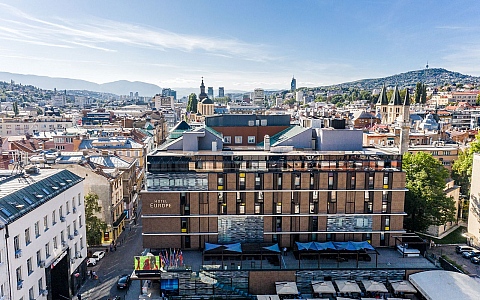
[218,87,225,97]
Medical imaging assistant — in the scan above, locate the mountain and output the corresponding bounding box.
[0,72,162,96]
[318,68,480,91]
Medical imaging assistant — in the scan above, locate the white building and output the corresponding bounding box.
[153,95,175,110]
[253,88,265,107]
[0,116,75,136]
[468,153,480,246]
[0,168,86,299]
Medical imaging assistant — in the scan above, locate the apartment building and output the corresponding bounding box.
[0,168,86,300]
[0,116,74,136]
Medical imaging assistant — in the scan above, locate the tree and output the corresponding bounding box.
[421,84,427,104]
[186,93,198,113]
[85,192,107,246]
[452,132,480,196]
[414,82,422,104]
[13,101,19,116]
[476,93,480,106]
[403,152,456,232]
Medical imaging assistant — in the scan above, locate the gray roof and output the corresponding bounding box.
[89,155,132,168]
[376,85,388,105]
[0,169,83,223]
[389,86,402,105]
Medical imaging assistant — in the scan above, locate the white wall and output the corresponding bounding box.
[468,154,480,246]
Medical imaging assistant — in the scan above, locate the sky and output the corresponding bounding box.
[1,0,480,93]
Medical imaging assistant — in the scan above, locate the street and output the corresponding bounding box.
[77,213,144,300]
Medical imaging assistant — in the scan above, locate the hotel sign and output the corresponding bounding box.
[150,199,171,209]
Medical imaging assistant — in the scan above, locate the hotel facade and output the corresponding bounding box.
[141,115,407,251]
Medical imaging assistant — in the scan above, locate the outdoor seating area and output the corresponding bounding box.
[268,279,418,300]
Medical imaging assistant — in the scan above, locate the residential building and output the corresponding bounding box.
[218,87,225,98]
[0,116,74,136]
[0,168,86,299]
[451,91,479,105]
[467,153,480,247]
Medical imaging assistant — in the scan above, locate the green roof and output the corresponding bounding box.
[257,125,309,147]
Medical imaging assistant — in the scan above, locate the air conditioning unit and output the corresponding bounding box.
[76,251,82,258]
[61,241,67,247]
[68,235,74,240]
[73,207,77,213]
[74,230,79,236]
[39,260,45,268]
[60,216,66,222]
[41,289,48,296]
[70,258,75,264]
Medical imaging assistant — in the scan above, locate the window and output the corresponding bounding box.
[364,191,373,213]
[327,191,337,214]
[367,172,375,189]
[38,278,43,295]
[66,201,70,214]
[383,172,391,189]
[14,235,20,253]
[27,258,33,275]
[293,203,300,214]
[29,287,34,300]
[346,192,355,214]
[255,173,262,189]
[275,217,282,232]
[181,218,188,233]
[52,210,56,225]
[382,191,391,213]
[294,173,301,188]
[444,151,451,156]
[348,172,356,189]
[34,222,40,238]
[59,205,63,217]
[78,193,82,206]
[79,215,83,228]
[328,172,335,189]
[61,230,65,243]
[53,236,58,249]
[234,136,242,144]
[276,203,282,214]
[238,203,245,214]
[238,173,246,189]
[25,228,31,245]
[45,243,50,258]
[80,237,84,249]
[248,136,255,144]
[224,136,231,144]
[44,215,48,231]
[16,267,22,284]
[36,251,41,267]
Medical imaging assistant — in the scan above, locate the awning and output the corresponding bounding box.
[362,280,388,293]
[113,212,127,228]
[311,281,336,294]
[389,280,416,294]
[275,282,298,295]
[335,280,361,293]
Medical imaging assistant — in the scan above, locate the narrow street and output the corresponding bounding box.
[77,209,143,300]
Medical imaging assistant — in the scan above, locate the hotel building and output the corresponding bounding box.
[141,115,406,251]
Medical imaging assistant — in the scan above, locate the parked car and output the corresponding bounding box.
[471,256,480,264]
[462,249,480,258]
[86,258,97,267]
[456,245,475,254]
[92,251,105,261]
[116,274,131,289]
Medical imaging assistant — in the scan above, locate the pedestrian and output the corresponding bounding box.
[77,293,82,300]
[92,271,97,280]
[88,270,92,279]
[283,247,287,256]
[114,244,117,251]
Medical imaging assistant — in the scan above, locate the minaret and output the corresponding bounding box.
[399,89,411,155]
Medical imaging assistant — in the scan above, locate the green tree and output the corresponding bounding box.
[403,152,456,232]
[414,82,422,104]
[186,93,198,113]
[476,93,480,106]
[13,101,19,116]
[421,84,427,104]
[85,192,107,246]
[452,133,480,196]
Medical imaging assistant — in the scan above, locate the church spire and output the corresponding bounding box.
[199,77,208,101]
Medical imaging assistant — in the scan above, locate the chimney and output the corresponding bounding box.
[264,135,270,151]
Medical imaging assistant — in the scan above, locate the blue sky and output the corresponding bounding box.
[0,0,479,93]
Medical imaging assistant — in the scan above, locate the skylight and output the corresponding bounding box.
[23,196,33,205]
[0,207,12,217]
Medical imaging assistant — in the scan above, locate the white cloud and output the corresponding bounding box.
[0,3,274,61]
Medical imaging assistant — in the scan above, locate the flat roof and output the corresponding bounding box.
[409,270,480,300]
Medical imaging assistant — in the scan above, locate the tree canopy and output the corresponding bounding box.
[186,93,198,113]
[85,192,107,246]
[452,132,480,196]
[403,152,456,232]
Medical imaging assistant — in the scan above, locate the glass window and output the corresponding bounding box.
[234,136,242,144]
[25,228,31,245]
[52,210,56,224]
[27,258,33,275]
[44,216,48,231]
[224,136,231,144]
[276,203,282,214]
[248,136,255,143]
[45,243,50,258]
[34,222,40,237]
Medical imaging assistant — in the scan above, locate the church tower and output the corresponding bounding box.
[199,77,208,101]
[399,89,411,155]
[375,85,388,124]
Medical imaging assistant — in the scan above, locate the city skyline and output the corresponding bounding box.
[0,0,479,91]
